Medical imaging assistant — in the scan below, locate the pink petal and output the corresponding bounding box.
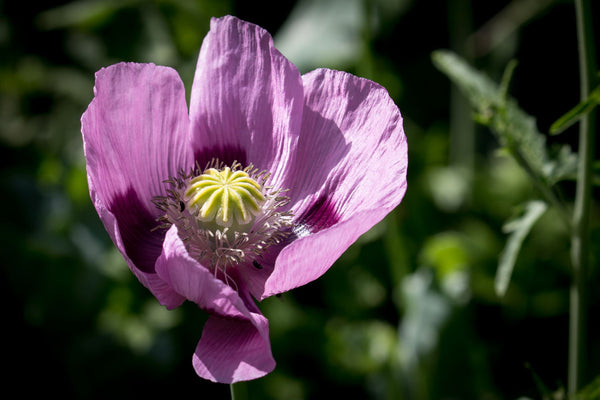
[263,68,408,298]
[189,16,303,185]
[156,226,275,382]
[235,241,284,301]
[264,208,394,299]
[193,314,274,383]
[82,62,192,220]
[81,62,192,302]
[91,185,185,309]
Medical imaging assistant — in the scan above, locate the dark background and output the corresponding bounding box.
[1,0,598,399]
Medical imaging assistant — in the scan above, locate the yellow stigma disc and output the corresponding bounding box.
[185,167,265,228]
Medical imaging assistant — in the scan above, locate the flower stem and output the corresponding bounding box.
[569,0,596,396]
[230,383,246,400]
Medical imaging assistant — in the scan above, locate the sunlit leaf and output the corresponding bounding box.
[432,50,502,107]
[432,50,575,231]
[432,50,550,183]
[495,200,548,297]
[550,84,600,135]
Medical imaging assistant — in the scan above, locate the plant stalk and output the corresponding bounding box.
[569,0,596,396]
[230,382,247,400]
[449,0,475,178]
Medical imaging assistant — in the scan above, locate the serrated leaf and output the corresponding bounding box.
[432,50,550,183]
[432,50,503,109]
[495,200,548,297]
[550,84,600,135]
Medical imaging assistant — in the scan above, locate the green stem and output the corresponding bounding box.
[569,0,597,396]
[448,0,475,178]
[510,148,571,229]
[230,383,246,400]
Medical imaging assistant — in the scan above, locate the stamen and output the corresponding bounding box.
[153,160,295,285]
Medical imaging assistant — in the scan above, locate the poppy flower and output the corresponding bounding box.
[82,15,407,383]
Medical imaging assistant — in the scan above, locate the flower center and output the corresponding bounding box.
[153,160,293,279]
[185,167,265,230]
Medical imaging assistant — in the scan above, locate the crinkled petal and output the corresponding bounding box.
[189,15,303,185]
[82,62,192,221]
[262,68,408,298]
[263,208,393,299]
[81,62,192,301]
[156,225,275,382]
[193,314,274,383]
[91,184,185,309]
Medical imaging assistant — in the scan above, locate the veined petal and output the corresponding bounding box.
[236,241,285,301]
[263,208,393,299]
[156,226,275,383]
[90,182,185,309]
[263,68,408,298]
[81,62,192,280]
[193,314,274,383]
[189,16,303,185]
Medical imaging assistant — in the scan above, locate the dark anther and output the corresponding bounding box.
[179,201,185,212]
[252,260,263,269]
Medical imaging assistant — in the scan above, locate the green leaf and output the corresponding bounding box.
[432,50,550,183]
[495,200,548,297]
[499,59,519,100]
[550,84,600,135]
[432,50,503,109]
[576,374,600,400]
[432,50,572,227]
[544,144,579,185]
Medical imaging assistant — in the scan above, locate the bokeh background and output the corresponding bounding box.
[1,0,599,399]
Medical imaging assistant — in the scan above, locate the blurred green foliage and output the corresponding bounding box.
[1,0,598,399]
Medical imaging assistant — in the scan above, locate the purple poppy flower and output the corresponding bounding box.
[81,15,407,383]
